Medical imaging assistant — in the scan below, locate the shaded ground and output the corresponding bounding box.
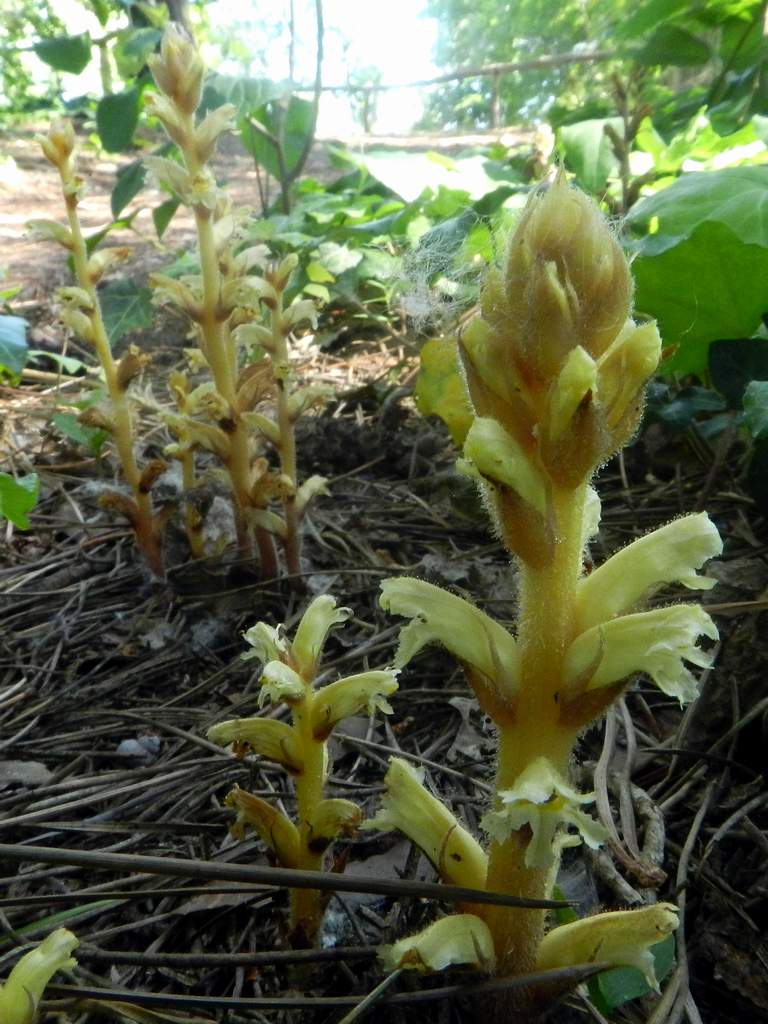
[1,125,767,1024]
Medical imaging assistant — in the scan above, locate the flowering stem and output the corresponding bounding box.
[484,482,587,974]
[289,684,325,941]
[60,169,164,578]
[269,288,301,576]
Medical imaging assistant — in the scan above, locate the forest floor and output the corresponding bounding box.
[1,127,767,1024]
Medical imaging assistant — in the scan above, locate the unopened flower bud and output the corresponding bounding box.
[148,24,204,116]
[39,119,75,167]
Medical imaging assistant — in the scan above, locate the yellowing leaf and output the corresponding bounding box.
[415,337,473,445]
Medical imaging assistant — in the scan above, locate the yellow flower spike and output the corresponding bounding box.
[381,914,496,974]
[207,717,304,772]
[537,903,679,991]
[224,787,301,868]
[59,307,94,343]
[0,928,78,1024]
[144,156,192,199]
[57,286,93,310]
[564,604,719,705]
[481,757,607,869]
[577,513,722,632]
[503,172,631,377]
[380,577,519,702]
[307,798,362,851]
[310,670,399,740]
[362,757,488,891]
[295,476,330,517]
[147,24,204,116]
[291,595,353,678]
[547,345,598,442]
[461,417,547,518]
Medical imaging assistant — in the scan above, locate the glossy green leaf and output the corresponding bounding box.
[709,338,768,406]
[633,221,768,376]
[415,338,473,445]
[97,87,141,152]
[627,166,768,255]
[51,412,108,454]
[239,96,316,181]
[315,241,362,275]
[590,934,676,1012]
[744,380,768,439]
[111,160,147,218]
[557,118,622,192]
[34,34,92,74]
[100,279,153,344]
[0,315,28,377]
[0,473,39,529]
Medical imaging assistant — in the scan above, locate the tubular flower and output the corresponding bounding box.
[362,757,488,891]
[380,578,519,700]
[563,604,719,704]
[576,513,722,631]
[537,903,679,991]
[481,757,607,869]
[381,915,496,974]
[0,929,78,1024]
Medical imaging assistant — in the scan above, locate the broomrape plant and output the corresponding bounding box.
[33,122,170,578]
[362,173,721,1011]
[207,595,399,944]
[147,26,328,577]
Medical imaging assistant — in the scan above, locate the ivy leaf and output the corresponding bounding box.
[627,166,768,256]
[0,315,28,378]
[97,88,141,153]
[557,118,622,193]
[100,279,153,344]
[635,25,711,67]
[152,198,180,238]
[112,160,147,218]
[0,473,39,529]
[589,935,676,1013]
[743,380,768,439]
[34,34,92,74]
[51,412,107,454]
[415,338,473,445]
[633,221,768,376]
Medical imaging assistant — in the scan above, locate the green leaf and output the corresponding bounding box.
[744,380,768,438]
[306,260,335,284]
[557,118,622,192]
[615,0,690,39]
[303,282,330,302]
[100,279,153,344]
[627,166,768,255]
[239,95,316,181]
[51,411,108,454]
[0,473,39,530]
[97,87,141,153]
[647,384,726,430]
[113,27,162,79]
[415,338,474,445]
[633,221,768,376]
[112,160,147,218]
[203,73,286,117]
[152,197,180,238]
[709,338,768,407]
[0,315,28,377]
[315,241,362,275]
[88,0,110,27]
[636,25,711,67]
[34,34,92,74]
[591,934,676,1012]
[28,350,87,374]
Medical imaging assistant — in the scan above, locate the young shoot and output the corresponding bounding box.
[207,595,398,944]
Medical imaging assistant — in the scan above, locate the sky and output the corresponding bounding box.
[46,0,441,134]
